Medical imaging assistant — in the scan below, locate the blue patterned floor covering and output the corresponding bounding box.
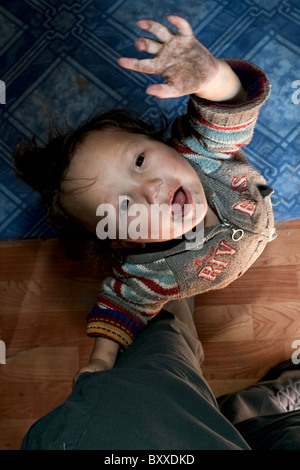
[0,0,299,240]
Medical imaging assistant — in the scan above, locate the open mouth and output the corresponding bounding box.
[171,186,193,217]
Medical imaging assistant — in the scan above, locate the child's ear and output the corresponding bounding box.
[110,240,146,250]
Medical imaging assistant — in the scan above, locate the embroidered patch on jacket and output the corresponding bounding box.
[194,239,237,281]
[231,175,250,197]
[233,200,257,217]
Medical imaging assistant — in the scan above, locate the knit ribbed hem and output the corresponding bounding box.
[190,59,271,127]
[86,301,147,350]
[86,321,133,350]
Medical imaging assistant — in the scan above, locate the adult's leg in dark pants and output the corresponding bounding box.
[21,300,249,450]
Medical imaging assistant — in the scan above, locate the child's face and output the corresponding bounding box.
[62,129,207,245]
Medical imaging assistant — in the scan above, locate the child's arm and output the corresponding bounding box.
[73,337,120,384]
[118,15,270,165]
[118,15,247,103]
[80,16,270,370]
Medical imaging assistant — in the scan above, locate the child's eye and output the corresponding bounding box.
[135,154,144,168]
[120,198,129,214]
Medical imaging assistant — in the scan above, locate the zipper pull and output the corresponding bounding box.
[223,220,244,241]
[231,228,244,241]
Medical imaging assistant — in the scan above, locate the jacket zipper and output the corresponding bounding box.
[208,198,244,242]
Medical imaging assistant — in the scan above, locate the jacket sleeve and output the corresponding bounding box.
[86,258,180,350]
[171,59,271,174]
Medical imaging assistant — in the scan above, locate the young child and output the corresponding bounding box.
[14,16,275,380]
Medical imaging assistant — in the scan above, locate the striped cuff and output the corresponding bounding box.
[190,59,271,127]
[86,303,146,350]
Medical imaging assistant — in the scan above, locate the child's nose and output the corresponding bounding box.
[142,177,163,205]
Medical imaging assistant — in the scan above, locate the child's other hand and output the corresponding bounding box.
[118,15,220,99]
[72,359,111,387]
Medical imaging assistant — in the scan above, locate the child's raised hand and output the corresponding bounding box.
[118,15,221,99]
[118,15,244,102]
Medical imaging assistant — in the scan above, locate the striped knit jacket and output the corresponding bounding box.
[86,59,275,350]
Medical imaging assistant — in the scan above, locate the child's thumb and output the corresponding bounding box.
[146,83,181,99]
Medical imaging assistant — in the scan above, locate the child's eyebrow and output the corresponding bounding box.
[120,134,145,158]
[120,139,136,160]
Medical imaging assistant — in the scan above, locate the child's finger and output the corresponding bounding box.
[135,37,162,55]
[167,15,194,37]
[137,19,173,43]
[118,57,157,74]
